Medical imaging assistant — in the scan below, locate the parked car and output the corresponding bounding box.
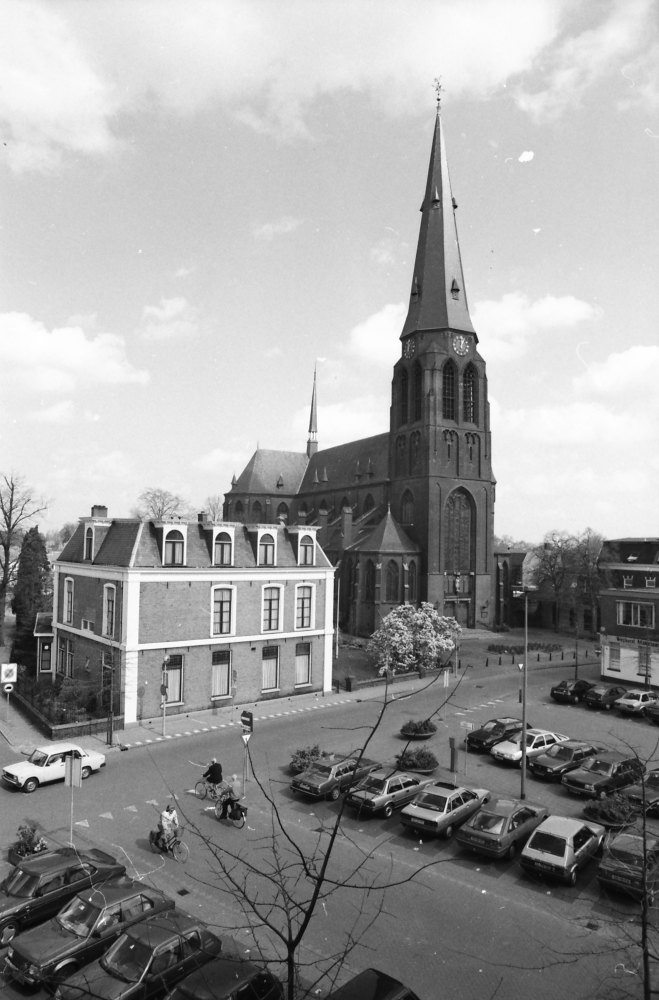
[527,741,605,781]
[465,718,529,752]
[490,729,569,766]
[550,679,596,705]
[56,913,223,1000]
[164,958,283,1000]
[0,848,126,947]
[400,781,490,839]
[2,742,106,793]
[614,690,659,715]
[5,879,174,988]
[561,751,645,799]
[619,770,659,816]
[456,797,549,860]
[325,968,421,1000]
[519,816,606,885]
[345,769,433,818]
[597,830,659,903]
[290,753,380,801]
[585,684,628,711]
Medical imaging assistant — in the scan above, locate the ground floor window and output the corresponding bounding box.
[295,643,311,685]
[165,654,184,703]
[57,637,74,677]
[212,651,231,698]
[39,641,52,673]
[262,646,279,691]
[638,644,651,678]
[609,644,620,671]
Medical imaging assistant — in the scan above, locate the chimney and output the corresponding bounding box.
[341,504,353,549]
[91,505,108,518]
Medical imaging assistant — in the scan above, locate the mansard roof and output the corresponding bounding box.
[231,449,309,496]
[346,508,419,555]
[599,538,659,567]
[298,433,389,494]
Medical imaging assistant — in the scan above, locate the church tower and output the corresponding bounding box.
[388,105,495,627]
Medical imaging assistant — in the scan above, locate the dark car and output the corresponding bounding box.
[597,830,659,903]
[290,754,380,801]
[164,958,283,1000]
[620,770,659,815]
[550,679,596,704]
[585,684,628,710]
[527,741,605,781]
[0,848,126,947]
[56,912,223,1000]
[345,769,433,818]
[456,797,548,860]
[561,751,645,798]
[325,968,421,1000]
[465,717,529,752]
[5,879,174,988]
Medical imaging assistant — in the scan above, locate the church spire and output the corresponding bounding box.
[306,366,318,458]
[401,103,476,339]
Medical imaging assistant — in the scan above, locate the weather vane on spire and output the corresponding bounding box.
[433,77,444,110]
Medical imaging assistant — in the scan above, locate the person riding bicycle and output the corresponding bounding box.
[157,803,179,849]
[202,758,223,791]
[218,782,241,820]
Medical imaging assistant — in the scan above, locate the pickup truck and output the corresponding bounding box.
[290,753,381,800]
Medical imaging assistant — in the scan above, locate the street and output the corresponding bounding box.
[1,659,656,999]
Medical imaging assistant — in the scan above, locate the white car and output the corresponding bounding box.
[614,690,658,715]
[490,729,570,767]
[2,742,106,793]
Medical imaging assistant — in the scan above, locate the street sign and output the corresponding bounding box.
[1,663,17,683]
[460,721,474,731]
[241,710,253,733]
[443,670,449,688]
[160,683,168,695]
[65,755,82,788]
[3,683,13,693]
[241,733,251,745]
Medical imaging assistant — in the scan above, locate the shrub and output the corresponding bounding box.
[290,744,326,774]
[487,642,563,654]
[583,792,639,828]
[11,824,48,858]
[400,719,437,736]
[395,747,439,771]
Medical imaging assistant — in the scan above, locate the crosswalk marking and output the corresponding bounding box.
[146,799,159,805]
[99,812,113,819]
[125,805,138,812]
[75,820,89,828]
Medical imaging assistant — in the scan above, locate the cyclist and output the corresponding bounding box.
[218,782,241,820]
[158,803,179,849]
[202,758,223,792]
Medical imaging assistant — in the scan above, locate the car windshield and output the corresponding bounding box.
[1,869,40,898]
[57,896,102,937]
[607,837,654,866]
[359,777,387,792]
[481,722,503,732]
[547,746,572,761]
[528,832,567,858]
[102,936,153,982]
[591,687,607,696]
[307,764,333,776]
[582,759,614,775]
[506,733,523,745]
[415,793,448,812]
[470,812,505,835]
[646,773,659,789]
[27,749,48,767]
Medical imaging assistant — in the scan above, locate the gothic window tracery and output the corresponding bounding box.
[277,502,289,521]
[463,364,478,423]
[409,430,421,473]
[413,362,423,422]
[386,561,400,602]
[365,560,375,601]
[399,368,409,426]
[442,360,456,420]
[445,488,473,574]
[252,500,262,520]
[401,490,414,524]
[395,435,407,476]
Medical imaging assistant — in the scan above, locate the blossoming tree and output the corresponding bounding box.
[367,602,462,674]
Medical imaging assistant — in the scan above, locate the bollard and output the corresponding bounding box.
[449,736,459,773]
[511,654,514,664]
[561,651,564,660]
[549,652,552,661]
[499,656,501,666]
[486,658,489,667]
[537,653,540,662]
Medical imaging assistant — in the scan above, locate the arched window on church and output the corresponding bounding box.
[395,435,406,476]
[445,488,473,574]
[408,561,417,603]
[277,502,289,522]
[409,430,421,473]
[340,497,350,512]
[399,368,409,426]
[463,364,478,423]
[299,502,308,514]
[442,361,456,420]
[363,493,374,514]
[401,490,414,524]
[365,560,375,601]
[413,362,423,422]
[235,500,244,517]
[386,561,400,603]
[319,500,328,514]
[252,500,262,520]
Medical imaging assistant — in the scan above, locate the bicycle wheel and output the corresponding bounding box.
[195,781,207,800]
[231,809,246,830]
[172,840,189,862]
[214,800,224,820]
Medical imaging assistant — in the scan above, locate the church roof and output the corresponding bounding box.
[402,111,476,338]
[232,448,309,495]
[299,433,389,494]
[346,507,420,555]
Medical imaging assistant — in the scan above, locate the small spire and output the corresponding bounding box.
[307,366,318,458]
[433,76,444,112]
[231,473,237,487]
[276,474,284,489]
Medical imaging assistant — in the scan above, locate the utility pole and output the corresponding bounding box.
[513,585,537,800]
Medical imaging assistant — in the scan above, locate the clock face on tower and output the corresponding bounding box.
[402,338,416,359]
[452,334,470,357]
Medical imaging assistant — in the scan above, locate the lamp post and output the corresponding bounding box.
[161,655,170,737]
[513,585,537,800]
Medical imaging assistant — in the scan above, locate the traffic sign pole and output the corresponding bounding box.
[240,712,253,788]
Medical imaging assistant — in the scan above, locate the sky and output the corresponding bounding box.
[1,0,658,545]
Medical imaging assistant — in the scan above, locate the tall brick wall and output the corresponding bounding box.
[56,569,123,636]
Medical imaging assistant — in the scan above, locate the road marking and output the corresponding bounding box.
[145,739,153,743]
[211,726,217,730]
[125,805,138,812]
[75,820,89,827]
[146,799,159,805]
[193,730,200,733]
[165,735,173,739]
[99,812,113,819]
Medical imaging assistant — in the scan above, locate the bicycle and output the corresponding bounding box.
[195,780,221,801]
[215,797,248,829]
[148,828,189,862]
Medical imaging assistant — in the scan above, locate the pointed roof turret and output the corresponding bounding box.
[307,366,318,458]
[401,108,476,339]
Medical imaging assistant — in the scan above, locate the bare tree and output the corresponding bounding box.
[203,494,224,521]
[531,530,578,631]
[134,487,192,520]
[0,473,48,647]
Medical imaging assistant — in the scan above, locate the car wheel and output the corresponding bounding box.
[566,868,578,887]
[81,766,91,779]
[0,920,19,945]
[506,842,517,860]
[383,803,394,819]
[52,963,77,985]
[329,787,340,802]
[23,777,38,793]
[443,824,454,840]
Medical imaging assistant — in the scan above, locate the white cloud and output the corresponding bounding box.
[138,297,200,341]
[0,312,149,392]
[193,447,250,473]
[346,302,406,367]
[572,345,659,400]
[290,395,388,450]
[28,400,75,424]
[81,450,132,483]
[518,150,534,162]
[174,265,195,278]
[493,400,648,448]
[472,292,599,361]
[253,216,302,242]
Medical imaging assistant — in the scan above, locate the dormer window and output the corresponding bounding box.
[214,531,232,566]
[165,529,184,565]
[299,535,314,566]
[259,532,275,566]
[84,527,93,561]
[646,577,656,589]
[627,553,639,562]
[623,575,634,589]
